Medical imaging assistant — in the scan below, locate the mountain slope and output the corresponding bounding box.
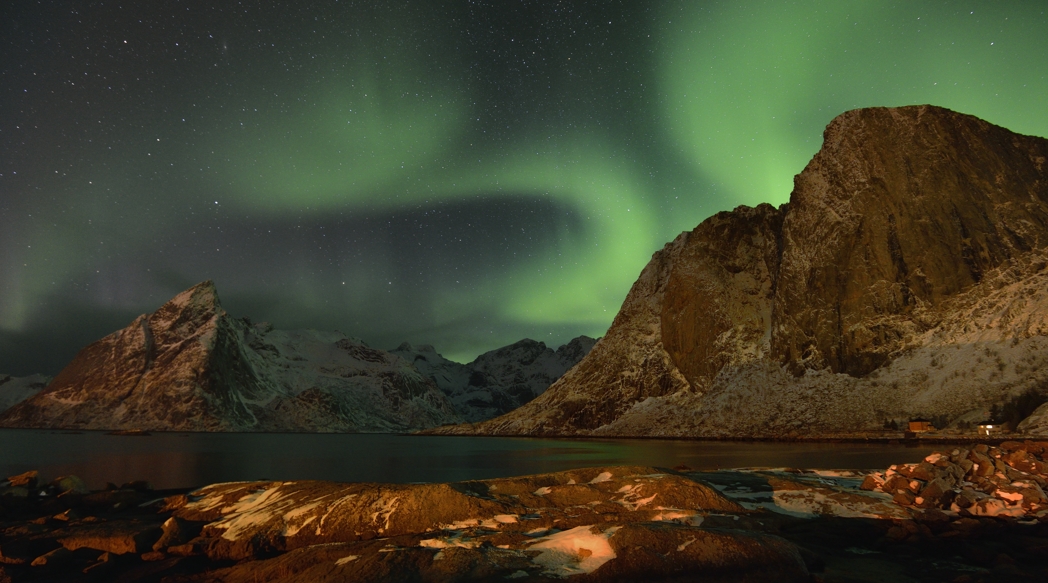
[0,374,50,414]
[393,336,596,423]
[433,105,1048,437]
[0,282,460,431]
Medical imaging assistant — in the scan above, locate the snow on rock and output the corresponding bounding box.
[0,373,50,413]
[158,466,809,582]
[166,466,745,563]
[0,281,460,432]
[433,105,1048,438]
[860,441,1048,519]
[391,336,595,423]
[528,525,619,576]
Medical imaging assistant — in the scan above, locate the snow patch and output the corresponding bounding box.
[652,508,704,526]
[528,525,619,577]
[335,555,359,566]
[589,472,613,484]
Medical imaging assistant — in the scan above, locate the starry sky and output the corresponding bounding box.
[2,1,1047,375]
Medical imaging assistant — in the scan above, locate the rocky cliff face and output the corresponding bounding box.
[393,336,595,423]
[433,105,1048,437]
[0,282,460,432]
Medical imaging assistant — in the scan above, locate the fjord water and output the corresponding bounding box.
[0,429,936,490]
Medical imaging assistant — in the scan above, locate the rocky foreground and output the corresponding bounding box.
[5,448,1048,581]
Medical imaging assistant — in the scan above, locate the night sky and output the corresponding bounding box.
[2,1,1046,375]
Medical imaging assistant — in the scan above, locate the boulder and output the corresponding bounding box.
[58,521,163,555]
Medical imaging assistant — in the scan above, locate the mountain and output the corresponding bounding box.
[0,282,460,432]
[0,374,50,414]
[432,105,1048,438]
[392,336,596,423]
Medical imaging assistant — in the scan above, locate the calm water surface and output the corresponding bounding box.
[0,430,936,490]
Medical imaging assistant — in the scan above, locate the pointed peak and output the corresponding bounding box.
[159,280,223,315]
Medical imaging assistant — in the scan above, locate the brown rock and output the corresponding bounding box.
[31,547,71,567]
[430,105,1048,438]
[774,107,1048,376]
[971,452,996,477]
[919,478,951,507]
[167,466,743,562]
[892,491,917,506]
[6,471,37,488]
[81,551,114,575]
[153,516,201,551]
[0,281,460,432]
[910,462,939,482]
[883,475,912,494]
[58,521,162,555]
[999,441,1026,452]
[0,546,26,566]
[51,475,89,496]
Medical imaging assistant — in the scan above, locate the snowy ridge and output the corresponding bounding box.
[392,336,596,423]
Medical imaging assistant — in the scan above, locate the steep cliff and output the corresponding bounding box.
[433,105,1048,437]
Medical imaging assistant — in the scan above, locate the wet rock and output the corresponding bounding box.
[864,443,1048,518]
[153,516,202,551]
[31,547,71,567]
[82,551,115,575]
[168,466,743,562]
[5,471,38,489]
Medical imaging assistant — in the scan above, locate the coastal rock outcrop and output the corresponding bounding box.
[0,282,459,432]
[161,467,807,582]
[433,105,1048,437]
[860,441,1048,519]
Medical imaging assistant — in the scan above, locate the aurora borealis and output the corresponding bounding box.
[2,1,1046,375]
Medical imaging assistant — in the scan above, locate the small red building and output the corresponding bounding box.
[908,418,934,432]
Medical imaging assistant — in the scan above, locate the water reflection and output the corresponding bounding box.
[0,429,936,489]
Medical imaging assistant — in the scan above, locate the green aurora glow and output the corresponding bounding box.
[1,1,1046,373]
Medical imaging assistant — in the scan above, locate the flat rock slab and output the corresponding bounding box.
[57,520,163,555]
[166,466,745,561]
[175,522,807,583]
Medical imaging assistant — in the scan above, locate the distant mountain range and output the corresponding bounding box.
[432,105,1048,438]
[0,282,593,432]
[9,105,1048,438]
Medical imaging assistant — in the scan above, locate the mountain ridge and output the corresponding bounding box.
[0,282,593,431]
[430,105,1048,438]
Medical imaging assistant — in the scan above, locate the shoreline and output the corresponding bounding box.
[0,425,1027,446]
[4,444,1048,582]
